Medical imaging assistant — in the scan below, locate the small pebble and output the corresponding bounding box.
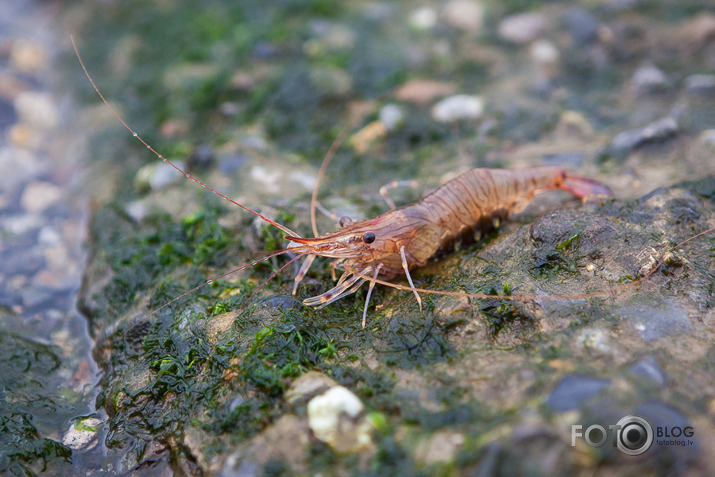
[14,91,59,130]
[577,328,610,353]
[394,79,457,105]
[285,371,338,405]
[378,103,404,131]
[610,117,679,155]
[8,124,39,149]
[135,161,185,192]
[414,430,465,465]
[408,7,437,30]
[310,21,356,50]
[629,356,666,386]
[20,180,62,213]
[62,418,102,451]
[441,0,485,33]
[125,200,148,222]
[250,165,280,192]
[679,12,715,49]
[529,39,560,66]
[5,213,44,235]
[309,67,352,97]
[684,74,715,95]
[229,396,245,411]
[38,226,62,246]
[188,144,215,172]
[9,39,48,74]
[0,146,45,194]
[159,118,189,138]
[289,170,317,190]
[218,154,247,175]
[351,121,387,154]
[545,374,610,412]
[698,129,715,146]
[563,7,599,46]
[631,63,668,94]
[431,94,484,122]
[498,12,547,44]
[0,96,18,131]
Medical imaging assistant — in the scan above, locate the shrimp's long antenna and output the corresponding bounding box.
[148,249,294,316]
[235,252,308,315]
[310,117,356,237]
[347,225,715,302]
[71,35,300,238]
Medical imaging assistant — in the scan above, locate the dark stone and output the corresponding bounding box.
[634,401,699,472]
[473,442,501,477]
[629,356,666,386]
[684,74,715,96]
[219,154,248,176]
[251,42,281,60]
[608,117,679,157]
[617,298,691,341]
[545,374,611,412]
[0,97,17,132]
[563,8,600,46]
[0,248,45,276]
[188,144,215,172]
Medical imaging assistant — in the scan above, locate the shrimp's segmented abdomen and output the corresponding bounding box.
[405,167,608,259]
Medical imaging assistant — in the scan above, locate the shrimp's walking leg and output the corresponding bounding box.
[400,246,422,310]
[292,255,317,294]
[362,264,383,327]
[380,180,419,210]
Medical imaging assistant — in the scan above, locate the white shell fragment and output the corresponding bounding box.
[307,386,373,453]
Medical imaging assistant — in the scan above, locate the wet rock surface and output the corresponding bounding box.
[0,3,98,476]
[62,0,715,475]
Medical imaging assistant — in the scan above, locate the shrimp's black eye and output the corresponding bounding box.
[362,232,376,244]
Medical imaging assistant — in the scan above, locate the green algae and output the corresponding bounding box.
[0,333,73,475]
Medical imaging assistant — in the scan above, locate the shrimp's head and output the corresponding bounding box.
[285,217,383,264]
[285,210,438,274]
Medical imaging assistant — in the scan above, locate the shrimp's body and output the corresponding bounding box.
[286,166,611,322]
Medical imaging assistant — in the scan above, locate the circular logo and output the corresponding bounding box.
[616,415,653,456]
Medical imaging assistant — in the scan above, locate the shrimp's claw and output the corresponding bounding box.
[292,255,317,294]
[561,174,613,198]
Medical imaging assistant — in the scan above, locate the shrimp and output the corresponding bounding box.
[285,166,612,325]
[72,37,712,328]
